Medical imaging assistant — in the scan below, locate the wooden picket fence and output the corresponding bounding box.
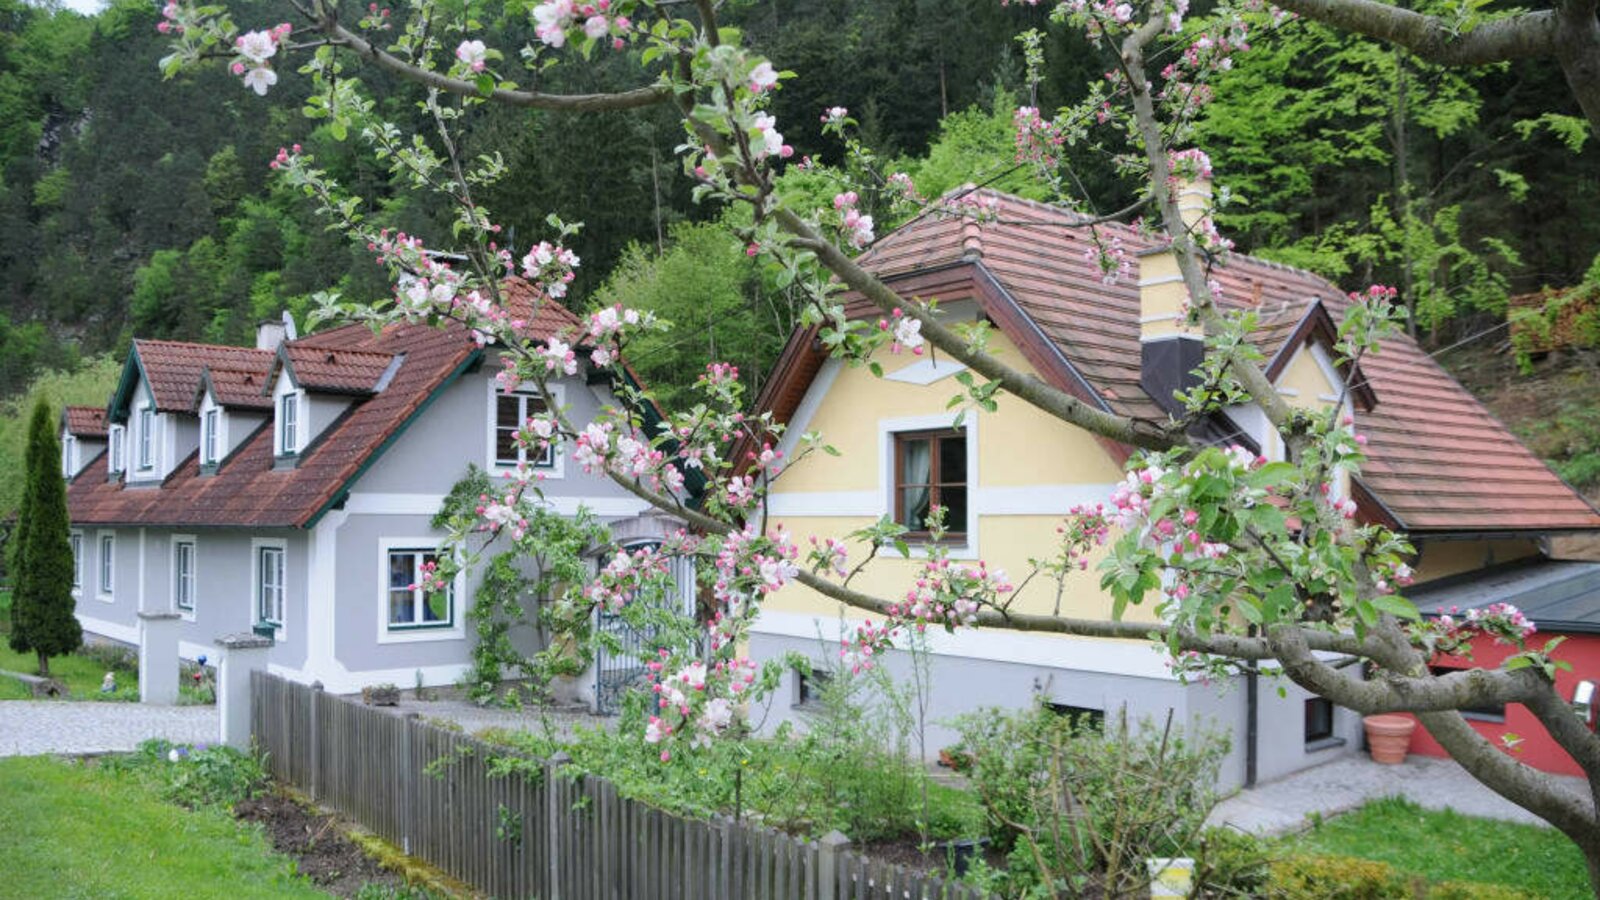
[251,673,991,900]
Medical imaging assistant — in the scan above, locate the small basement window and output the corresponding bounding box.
[1048,702,1106,732]
[794,666,833,708]
[1305,697,1336,744]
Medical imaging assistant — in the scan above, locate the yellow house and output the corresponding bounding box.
[745,185,1600,789]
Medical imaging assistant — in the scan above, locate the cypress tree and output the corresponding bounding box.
[8,401,81,676]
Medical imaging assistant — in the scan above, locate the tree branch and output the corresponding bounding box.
[319,18,672,111]
[1272,0,1558,65]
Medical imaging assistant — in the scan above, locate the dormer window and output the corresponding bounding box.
[278,390,302,456]
[202,408,220,466]
[137,407,154,471]
[108,425,125,474]
[61,434,76,478]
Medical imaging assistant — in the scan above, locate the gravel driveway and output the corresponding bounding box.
[0,700,218,756]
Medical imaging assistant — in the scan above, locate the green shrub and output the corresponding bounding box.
[103,739,268,810]
[1268,855,1411,900]
[954,703,1228,896]
[1192,826,1275,897]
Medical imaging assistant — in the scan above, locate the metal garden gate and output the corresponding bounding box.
[593,549,696,715]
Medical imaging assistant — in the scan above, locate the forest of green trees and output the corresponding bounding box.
[1,0,1597,456]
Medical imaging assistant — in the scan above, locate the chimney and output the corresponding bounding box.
[255,311,299,352]
[1138,165,1213,416]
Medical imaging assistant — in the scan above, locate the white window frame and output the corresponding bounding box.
[136,405,155,472]
[70,531,83,593]
[252,539,287,636]
[377,537,466,644]
[61,434,76,478]
[202,408,221,466]
[277,390,303,456]
[875,413,979,559]
[97,532,115,601]
[107,424,125,474]
[486,379,563,478]
[172,535,197,619]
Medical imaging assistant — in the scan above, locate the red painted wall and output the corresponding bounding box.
[1402,630,1600,778]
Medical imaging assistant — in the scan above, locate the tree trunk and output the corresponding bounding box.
[35,651,48,678]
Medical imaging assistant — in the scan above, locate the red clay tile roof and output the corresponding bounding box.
[63,406,107,438]
[200,367,275,411]
[280,345,396,394]
[134,340,276,413]
[760,188,1600,535]
[69,278,585,530]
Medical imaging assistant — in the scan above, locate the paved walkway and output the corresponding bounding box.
[1208,754,1589,834]
[0,700,218,757]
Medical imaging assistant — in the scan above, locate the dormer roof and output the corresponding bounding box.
[112,339,276,418]
[274,345,400,396]
[62,406,108,439]
[197,366,276,411]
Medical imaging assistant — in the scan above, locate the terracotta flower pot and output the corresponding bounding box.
[1364,714,1416,764]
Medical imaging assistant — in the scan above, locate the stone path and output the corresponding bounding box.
[1207,754,1589,834]
[0,700,218,757]
[361,694,612,742]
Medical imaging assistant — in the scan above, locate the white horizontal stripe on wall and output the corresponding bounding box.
[750,609,1178,681]
[765,483,1119,519]
[77,614,138,646]
[344,492,650,519]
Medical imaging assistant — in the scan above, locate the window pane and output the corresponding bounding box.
[900,487,931,531]
[938,486,968,533]
[899,438,932,485]
[497,395,522,429]
[939,435,965,483]
[389,552,414,591]
[495,428,520,464]
[388,589,415,625]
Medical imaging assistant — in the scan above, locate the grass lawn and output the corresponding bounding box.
[1289,796,1590,898]
[0,755,330,900]
[0,641,138,700]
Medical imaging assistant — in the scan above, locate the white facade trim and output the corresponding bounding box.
[486,379,565,479]
[883,358,968,386]
[306,509,346,681]
[70,529,83,596]
[766,483,1121,519]
[268,661,473,695]
[172,533,197,621]
[875,412,979,558]
[273,376,306,457]
[137,528,147,612]
[251,537,288,642]
[78,613,138,646]
[95,531,115,602]
[343,491,647,519]
[375,536,467,645]
[751,609,1179,681]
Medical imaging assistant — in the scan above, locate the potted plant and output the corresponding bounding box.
[1363,714,1416,764]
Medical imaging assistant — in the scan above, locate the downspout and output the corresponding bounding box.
[1246,624,1259,788]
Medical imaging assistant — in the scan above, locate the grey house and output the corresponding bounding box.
[64,280,675,696]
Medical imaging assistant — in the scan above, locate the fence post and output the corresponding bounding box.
[308,681,323,800]
[818,830,849,899]
[401,712,419,854]
[215,632,274,748]
[547,751,570,900]
[137,611,183,705]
